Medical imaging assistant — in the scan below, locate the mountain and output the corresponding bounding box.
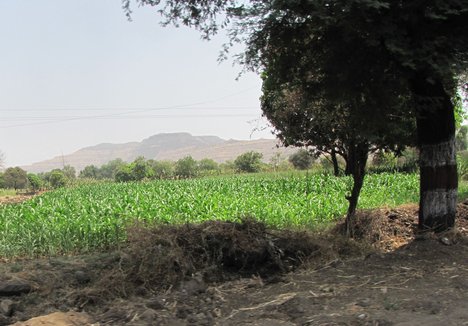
[22,132,298,173]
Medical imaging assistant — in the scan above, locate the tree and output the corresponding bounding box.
[149,160,174,179]
[262,80,414,227]
[49,170,67,188]
[198,158,219,175]
[62,165,76,180]
[79,165,101,179]
[27,173,43,192]
[234,151,263,173]
[3,167,28,190]
[289,149,314,171]
[126,0,468,231]
[175,156,198,178]
[131,156,153,181]
[100,159,126,179]
[115,164,134,182]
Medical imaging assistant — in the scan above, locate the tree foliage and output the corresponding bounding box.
[175,156,198,178]
[198,158,219,174]
[149,160,174,179]
[27,173,43,192]
[289,149,314,170]
[79,165,101,179]
[49,170,67,189]
[3,167,28,190]
[456,125,468,151]
[234,151,263,173]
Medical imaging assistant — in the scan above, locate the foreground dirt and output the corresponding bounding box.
[1,203,468,326]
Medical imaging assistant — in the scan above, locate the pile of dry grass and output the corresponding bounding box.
[333,205,418,251]
[121,219,323,291]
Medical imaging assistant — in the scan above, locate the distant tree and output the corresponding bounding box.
[289,150,314,170]
[27,173,43,192]
[0,151,4,169]
[100,159,126,179]
[115,164,134,182]
[62,165,76,180]
[220,160,235,174]
[198,158,219,175]
[269,152,285,172]
[79,165,101,179]
[49,170,67,189]
[149,160,174,179]
[456,126,468,151]
[129,157,152,181]
[175,156,198,178]
[234,151,263,173]
[3,167,28,190]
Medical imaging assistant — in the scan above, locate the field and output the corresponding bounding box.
[0,172,427,258]
[1,172,468,326]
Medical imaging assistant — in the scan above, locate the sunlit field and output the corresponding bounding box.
[0,172,434,257]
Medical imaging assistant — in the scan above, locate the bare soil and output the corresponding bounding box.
[2,203,468,326]
[0,195,35,205]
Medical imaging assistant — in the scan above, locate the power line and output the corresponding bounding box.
[0,86,261,129]
[0,113,258,122]
[0,106,258,112]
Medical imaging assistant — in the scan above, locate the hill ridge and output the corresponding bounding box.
[22,133,297,173]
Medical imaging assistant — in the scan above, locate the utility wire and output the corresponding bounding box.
[0,86,261,129]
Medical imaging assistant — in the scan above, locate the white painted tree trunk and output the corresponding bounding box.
[419,137,457,230]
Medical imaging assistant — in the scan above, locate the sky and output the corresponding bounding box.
[0,0,274,167]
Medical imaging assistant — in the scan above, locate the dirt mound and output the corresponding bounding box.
[334,202,468,251]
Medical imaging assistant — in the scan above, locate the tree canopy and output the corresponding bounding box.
[234,151,263,173]
[3,167,28,190]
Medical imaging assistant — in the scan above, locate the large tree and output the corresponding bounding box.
[262,82,414,229]
[125,0,468,231]
[3,167,28,190]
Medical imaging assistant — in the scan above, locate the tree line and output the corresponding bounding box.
[0,148,428,192]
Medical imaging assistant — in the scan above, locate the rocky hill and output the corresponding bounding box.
[23,132,297,173]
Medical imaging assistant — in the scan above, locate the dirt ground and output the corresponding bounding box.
[1,203,468,326]
[0,194,37,205]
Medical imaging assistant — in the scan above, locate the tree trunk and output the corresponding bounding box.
[331,148,340,176]
[344,154,352,176]
[411,75,457,232]
[345,143,369,236]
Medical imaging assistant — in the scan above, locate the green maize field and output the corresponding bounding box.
[0,172,455,258]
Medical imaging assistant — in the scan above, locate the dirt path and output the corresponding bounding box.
[1,204,468,325]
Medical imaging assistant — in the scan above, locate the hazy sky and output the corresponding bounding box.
[0,0,274,167]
